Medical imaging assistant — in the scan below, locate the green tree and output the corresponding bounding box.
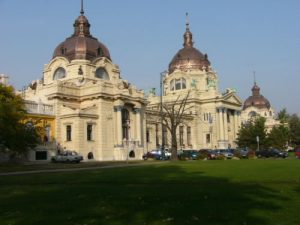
[268,124,290,149]
[0,84,40,158]
[277,108,290,124]
[236,117,269,150]
[289,114,300,146]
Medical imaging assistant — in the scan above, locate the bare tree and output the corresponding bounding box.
[162,92,191,160]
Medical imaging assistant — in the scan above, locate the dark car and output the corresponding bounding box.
[142,149,171,160]
[199,149,215,160]
[179,150,199,160]
[256,148,288,158]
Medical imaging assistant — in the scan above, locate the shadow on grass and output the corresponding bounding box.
[0,163,290,225]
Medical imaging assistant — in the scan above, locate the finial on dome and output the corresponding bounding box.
[80,0,84,15]
[253,70,256,85]
[183,13,193,47]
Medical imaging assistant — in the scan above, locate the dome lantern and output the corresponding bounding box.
[168,13,210,74]
[52,0,111,62]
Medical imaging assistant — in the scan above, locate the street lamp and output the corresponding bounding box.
[160,71,167,159]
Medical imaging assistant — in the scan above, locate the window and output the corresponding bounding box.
[187,126,191,146]
[175,79,181,90]
[53,67,66,80]
[87,124,93,141]
[170,78,187,91]
[206,134,211,144]
[97,47,103,57]
[122,109,130,140]
[179,126,184,146]
[95,67,109,80]
[66,125,72,141]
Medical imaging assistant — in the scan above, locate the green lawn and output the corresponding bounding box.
[1,159,300,225]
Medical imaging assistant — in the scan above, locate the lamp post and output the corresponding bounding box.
[160,71,167,159]
[256,136,260,151]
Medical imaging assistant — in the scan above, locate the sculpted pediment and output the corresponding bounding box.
[223,93,243,106]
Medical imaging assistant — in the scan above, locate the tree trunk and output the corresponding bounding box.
[171,126,178,160]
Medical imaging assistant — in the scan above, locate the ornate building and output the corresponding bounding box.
[146,16,243,151]
[22,4,146,161]
[241,81,279,131]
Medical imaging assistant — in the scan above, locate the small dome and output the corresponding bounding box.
[52,9,111,62]
[243,82,271,110]
[168,17,210,74]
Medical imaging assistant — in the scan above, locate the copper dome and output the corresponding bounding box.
[52,8,111,62]
[169,18,210,74]
[243,82,271,110]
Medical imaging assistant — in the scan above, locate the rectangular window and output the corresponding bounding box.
[187,126,191,146]
[66,125,72,141]
[179,126,184,146]
[87,124,93,141]
[206,133,211,144]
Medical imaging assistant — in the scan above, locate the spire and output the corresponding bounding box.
[252,71,260,96]
[183,13,193,47]
[186,12,190,31]
[73,0,90,37]
[80,0,84,15]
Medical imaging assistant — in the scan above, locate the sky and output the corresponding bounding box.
[1,0,300,115]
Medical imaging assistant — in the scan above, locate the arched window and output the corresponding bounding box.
[53,67,66,80]
[248,111,257,118]
[95,67,109,80]
[170,78,187,91]
[122,109,130,140]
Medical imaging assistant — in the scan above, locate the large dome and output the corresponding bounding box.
[52,8,111,62]
[243,83,271,110]
[168,20,210,74]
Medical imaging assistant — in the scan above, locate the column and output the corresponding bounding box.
[223,108,228,141]
[135,108,142,146]
[114,105,123,146]
[234,111,238,139]
[218,108,224,141]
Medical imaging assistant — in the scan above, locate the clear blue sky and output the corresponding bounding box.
[1,0,299,115]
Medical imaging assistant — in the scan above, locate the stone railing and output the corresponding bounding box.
[25,101,54,116]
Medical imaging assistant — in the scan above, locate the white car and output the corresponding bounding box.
[51,150,83,163]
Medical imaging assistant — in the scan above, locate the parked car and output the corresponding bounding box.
[295,147,300,159]
[235,148,249,158]
[256,148,288,158]
[199,149,216,160]
[218,149,234,159]
[142,149,170,160]
[51,150,83,163]
[178,150,199,160]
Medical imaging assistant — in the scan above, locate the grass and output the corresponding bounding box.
[0,159,300,225]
